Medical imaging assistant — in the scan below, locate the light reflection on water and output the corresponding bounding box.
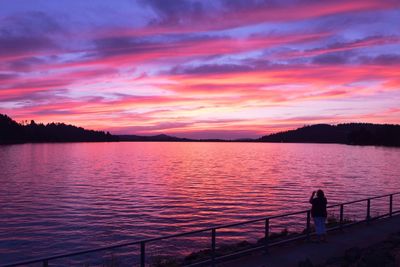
[0,142,399,264]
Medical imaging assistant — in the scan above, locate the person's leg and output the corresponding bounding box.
[313,217,322,242]
[320,217,327,242]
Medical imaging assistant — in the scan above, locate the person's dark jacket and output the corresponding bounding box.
[310,197,327,217]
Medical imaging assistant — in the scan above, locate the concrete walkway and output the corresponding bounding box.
[220,215,400,267]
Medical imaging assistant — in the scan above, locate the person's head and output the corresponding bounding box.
[317,189,325,198]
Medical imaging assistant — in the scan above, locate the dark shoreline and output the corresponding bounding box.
[1,114,400,147]
[2,140,400,148]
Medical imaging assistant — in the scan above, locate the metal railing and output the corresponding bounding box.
[2,192,400,267]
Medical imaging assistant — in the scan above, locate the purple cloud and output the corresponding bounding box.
[169,63,254,75]
[360,54,400,65]
[0,11,62,58]
[312,52,352,65]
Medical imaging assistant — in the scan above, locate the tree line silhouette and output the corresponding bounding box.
[1,114,399,146]
[259,123,400,147]
[0,114,118,144]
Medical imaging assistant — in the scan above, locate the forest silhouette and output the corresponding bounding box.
[259,123,400,147]
[0,114,117,144]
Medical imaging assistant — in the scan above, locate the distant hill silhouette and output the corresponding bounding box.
[0,114,118,144]
[259,123,400,147]
[118,134,230,142]
[118,134,192,142]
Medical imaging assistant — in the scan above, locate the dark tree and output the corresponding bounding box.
[0,114,119,144]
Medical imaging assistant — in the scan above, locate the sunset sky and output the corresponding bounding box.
[0,0,399,139]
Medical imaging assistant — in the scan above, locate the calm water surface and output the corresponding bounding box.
[1,142,400,264]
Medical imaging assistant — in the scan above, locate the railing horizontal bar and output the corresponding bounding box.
[328,192,400,208]
[269,209,310,219]
[329,199,367,207]
[3,191,400,267]
[372,213,390,220]
[215,209,312,230]
[214,217,267,229]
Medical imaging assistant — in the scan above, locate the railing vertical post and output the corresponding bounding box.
[43,260,49,267]
[140,241,145,267]
[264,218,269,254]
[211,228,216,267]
[366,199,371,223]
[306,210,311,241]
[390,194,393,217]
[340,204,344,230]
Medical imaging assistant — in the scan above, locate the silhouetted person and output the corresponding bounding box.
[309,189,327,242]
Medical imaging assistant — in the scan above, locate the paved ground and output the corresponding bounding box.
[220,215,400,267]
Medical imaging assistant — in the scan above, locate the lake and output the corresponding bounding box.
[1,142,400,265]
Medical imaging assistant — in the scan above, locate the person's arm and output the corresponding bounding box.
[309,191,316,204]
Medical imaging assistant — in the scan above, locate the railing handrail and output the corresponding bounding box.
[327,192,398,208]
[2,191,400,267]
